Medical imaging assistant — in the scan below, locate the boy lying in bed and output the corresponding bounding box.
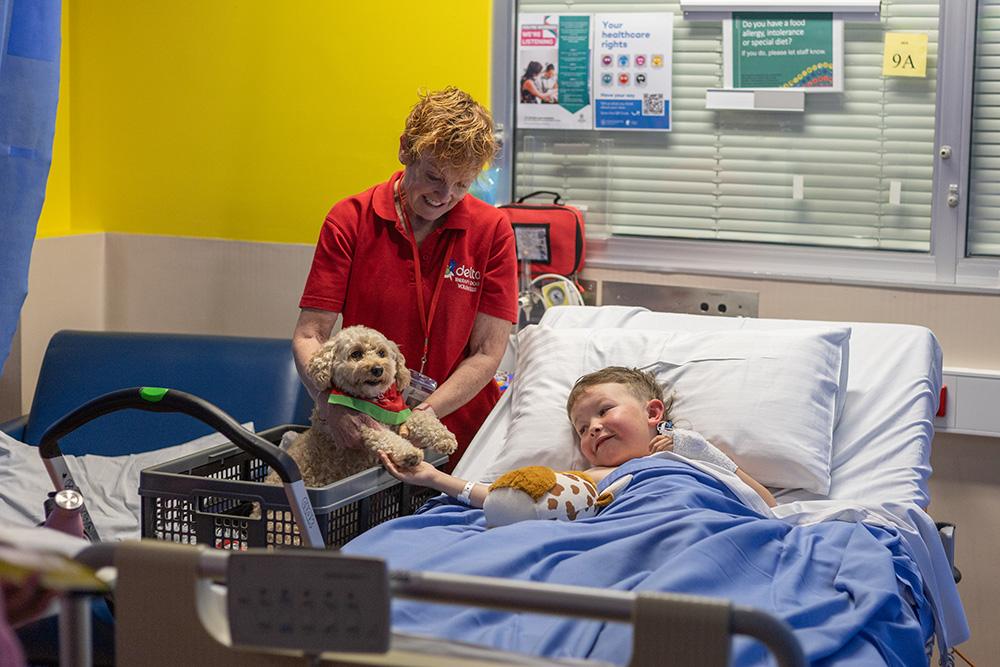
[381,366,776,515]
[365,367,929,665]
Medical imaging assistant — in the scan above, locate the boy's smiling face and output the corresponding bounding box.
[570,383,664,467]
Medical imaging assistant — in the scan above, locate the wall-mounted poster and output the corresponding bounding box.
[592,13,673,131]
[724,12,843,91]
[516,14,592,130]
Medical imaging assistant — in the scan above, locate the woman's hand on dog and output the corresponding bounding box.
[315,397,386,449]
[379,452,441,488]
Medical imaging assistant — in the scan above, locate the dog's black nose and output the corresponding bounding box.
[371,366,383,377]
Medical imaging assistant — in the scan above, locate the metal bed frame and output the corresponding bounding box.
[65,540,806,667]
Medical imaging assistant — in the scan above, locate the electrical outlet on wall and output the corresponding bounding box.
[601,281,758,318]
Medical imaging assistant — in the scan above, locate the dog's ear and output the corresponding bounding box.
[391,340,411,390]
[306,340,337,390]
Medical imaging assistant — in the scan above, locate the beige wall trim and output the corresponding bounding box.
[16,233,314,413]
[19,233,106,412]
[103,234,311,337]
[0,325,22,422]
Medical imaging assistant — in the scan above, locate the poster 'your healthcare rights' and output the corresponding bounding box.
[516,13,673,132]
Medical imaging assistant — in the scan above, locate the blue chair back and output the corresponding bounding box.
[22,330,312,455]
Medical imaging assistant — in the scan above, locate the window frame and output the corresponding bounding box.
[491,0,1000,293]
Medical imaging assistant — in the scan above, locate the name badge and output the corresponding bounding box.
[404,370,438,407]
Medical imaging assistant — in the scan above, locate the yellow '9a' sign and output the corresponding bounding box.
[883,32,928,78]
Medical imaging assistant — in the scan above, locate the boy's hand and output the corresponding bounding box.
[379,452,441,488]
[649,433,674,454]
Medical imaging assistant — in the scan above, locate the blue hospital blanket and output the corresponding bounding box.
[344,458,933,666]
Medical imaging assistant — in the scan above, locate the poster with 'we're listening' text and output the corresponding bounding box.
[516,14,592,130]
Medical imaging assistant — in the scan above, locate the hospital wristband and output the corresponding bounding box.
[456,480,476,505]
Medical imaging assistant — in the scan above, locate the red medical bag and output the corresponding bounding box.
[499,191,586,278]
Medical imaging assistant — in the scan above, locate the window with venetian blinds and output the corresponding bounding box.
[513,0,939,252]
[969,0,1000,257]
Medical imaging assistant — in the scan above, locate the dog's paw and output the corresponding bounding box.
[393,448,424,469]
[404,411,458,454]
[432,431,458,456]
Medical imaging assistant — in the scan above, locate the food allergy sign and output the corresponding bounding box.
[725,12,843,92]
[592,13,673,131]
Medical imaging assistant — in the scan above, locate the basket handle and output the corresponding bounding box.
[38,387,325,548]
[38,387,300,483]
[516,190,563,205]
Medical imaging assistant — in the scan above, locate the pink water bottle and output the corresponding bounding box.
[43,489,86,539]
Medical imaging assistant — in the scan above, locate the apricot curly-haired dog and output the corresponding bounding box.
[265,325,457,487]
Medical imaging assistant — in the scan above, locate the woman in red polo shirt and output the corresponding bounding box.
[293,87,518,470]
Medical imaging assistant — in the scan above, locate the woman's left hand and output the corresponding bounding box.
[649,433,674,454]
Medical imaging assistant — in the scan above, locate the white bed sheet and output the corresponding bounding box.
[454,305,969,648]
[0,426,252,543]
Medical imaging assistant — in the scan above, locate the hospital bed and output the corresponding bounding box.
[13,306,969,665]
[340,305,969,665]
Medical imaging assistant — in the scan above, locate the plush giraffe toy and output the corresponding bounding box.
[483,466,632,528]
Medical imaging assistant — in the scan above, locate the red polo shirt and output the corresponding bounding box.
[300,172,518,465]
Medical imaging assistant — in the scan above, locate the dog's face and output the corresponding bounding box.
[307,326,411,399]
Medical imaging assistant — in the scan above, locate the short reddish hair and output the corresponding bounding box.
[401,87,497,174]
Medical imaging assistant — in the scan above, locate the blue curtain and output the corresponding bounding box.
[0,0,62,373]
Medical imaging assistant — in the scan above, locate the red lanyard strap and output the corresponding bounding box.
[394,177,456,374]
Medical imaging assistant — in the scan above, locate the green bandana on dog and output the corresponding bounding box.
[327,384,412,426]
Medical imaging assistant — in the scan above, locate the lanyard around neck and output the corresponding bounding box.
[393,176,456,375]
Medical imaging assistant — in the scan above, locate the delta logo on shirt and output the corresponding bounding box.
[444,258,481,294]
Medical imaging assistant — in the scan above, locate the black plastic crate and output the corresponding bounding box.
[140,424,446,550]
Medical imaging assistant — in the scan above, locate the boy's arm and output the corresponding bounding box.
[378,454,489,507]
[734,468,777,508]
[655,429,777,508]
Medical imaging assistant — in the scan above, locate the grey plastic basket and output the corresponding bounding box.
[140,424,446,550]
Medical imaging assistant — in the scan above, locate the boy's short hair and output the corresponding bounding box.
[402,87,497,174]
[566,366,674,419]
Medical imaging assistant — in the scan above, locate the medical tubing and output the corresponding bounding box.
[37,387,303,485]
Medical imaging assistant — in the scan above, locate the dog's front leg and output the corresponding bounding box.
[361,425,424,468]
[402,410,458,456]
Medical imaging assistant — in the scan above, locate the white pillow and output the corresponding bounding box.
[485,326,850,493]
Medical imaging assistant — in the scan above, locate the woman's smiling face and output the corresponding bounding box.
[570,383,663,467]
[398,154,478,224]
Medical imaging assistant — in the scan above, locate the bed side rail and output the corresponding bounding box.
[74,541,805,667]
[936,521,962,583]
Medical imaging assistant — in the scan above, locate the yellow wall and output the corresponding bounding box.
[36,2,71,239]
[40,1,492,243]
